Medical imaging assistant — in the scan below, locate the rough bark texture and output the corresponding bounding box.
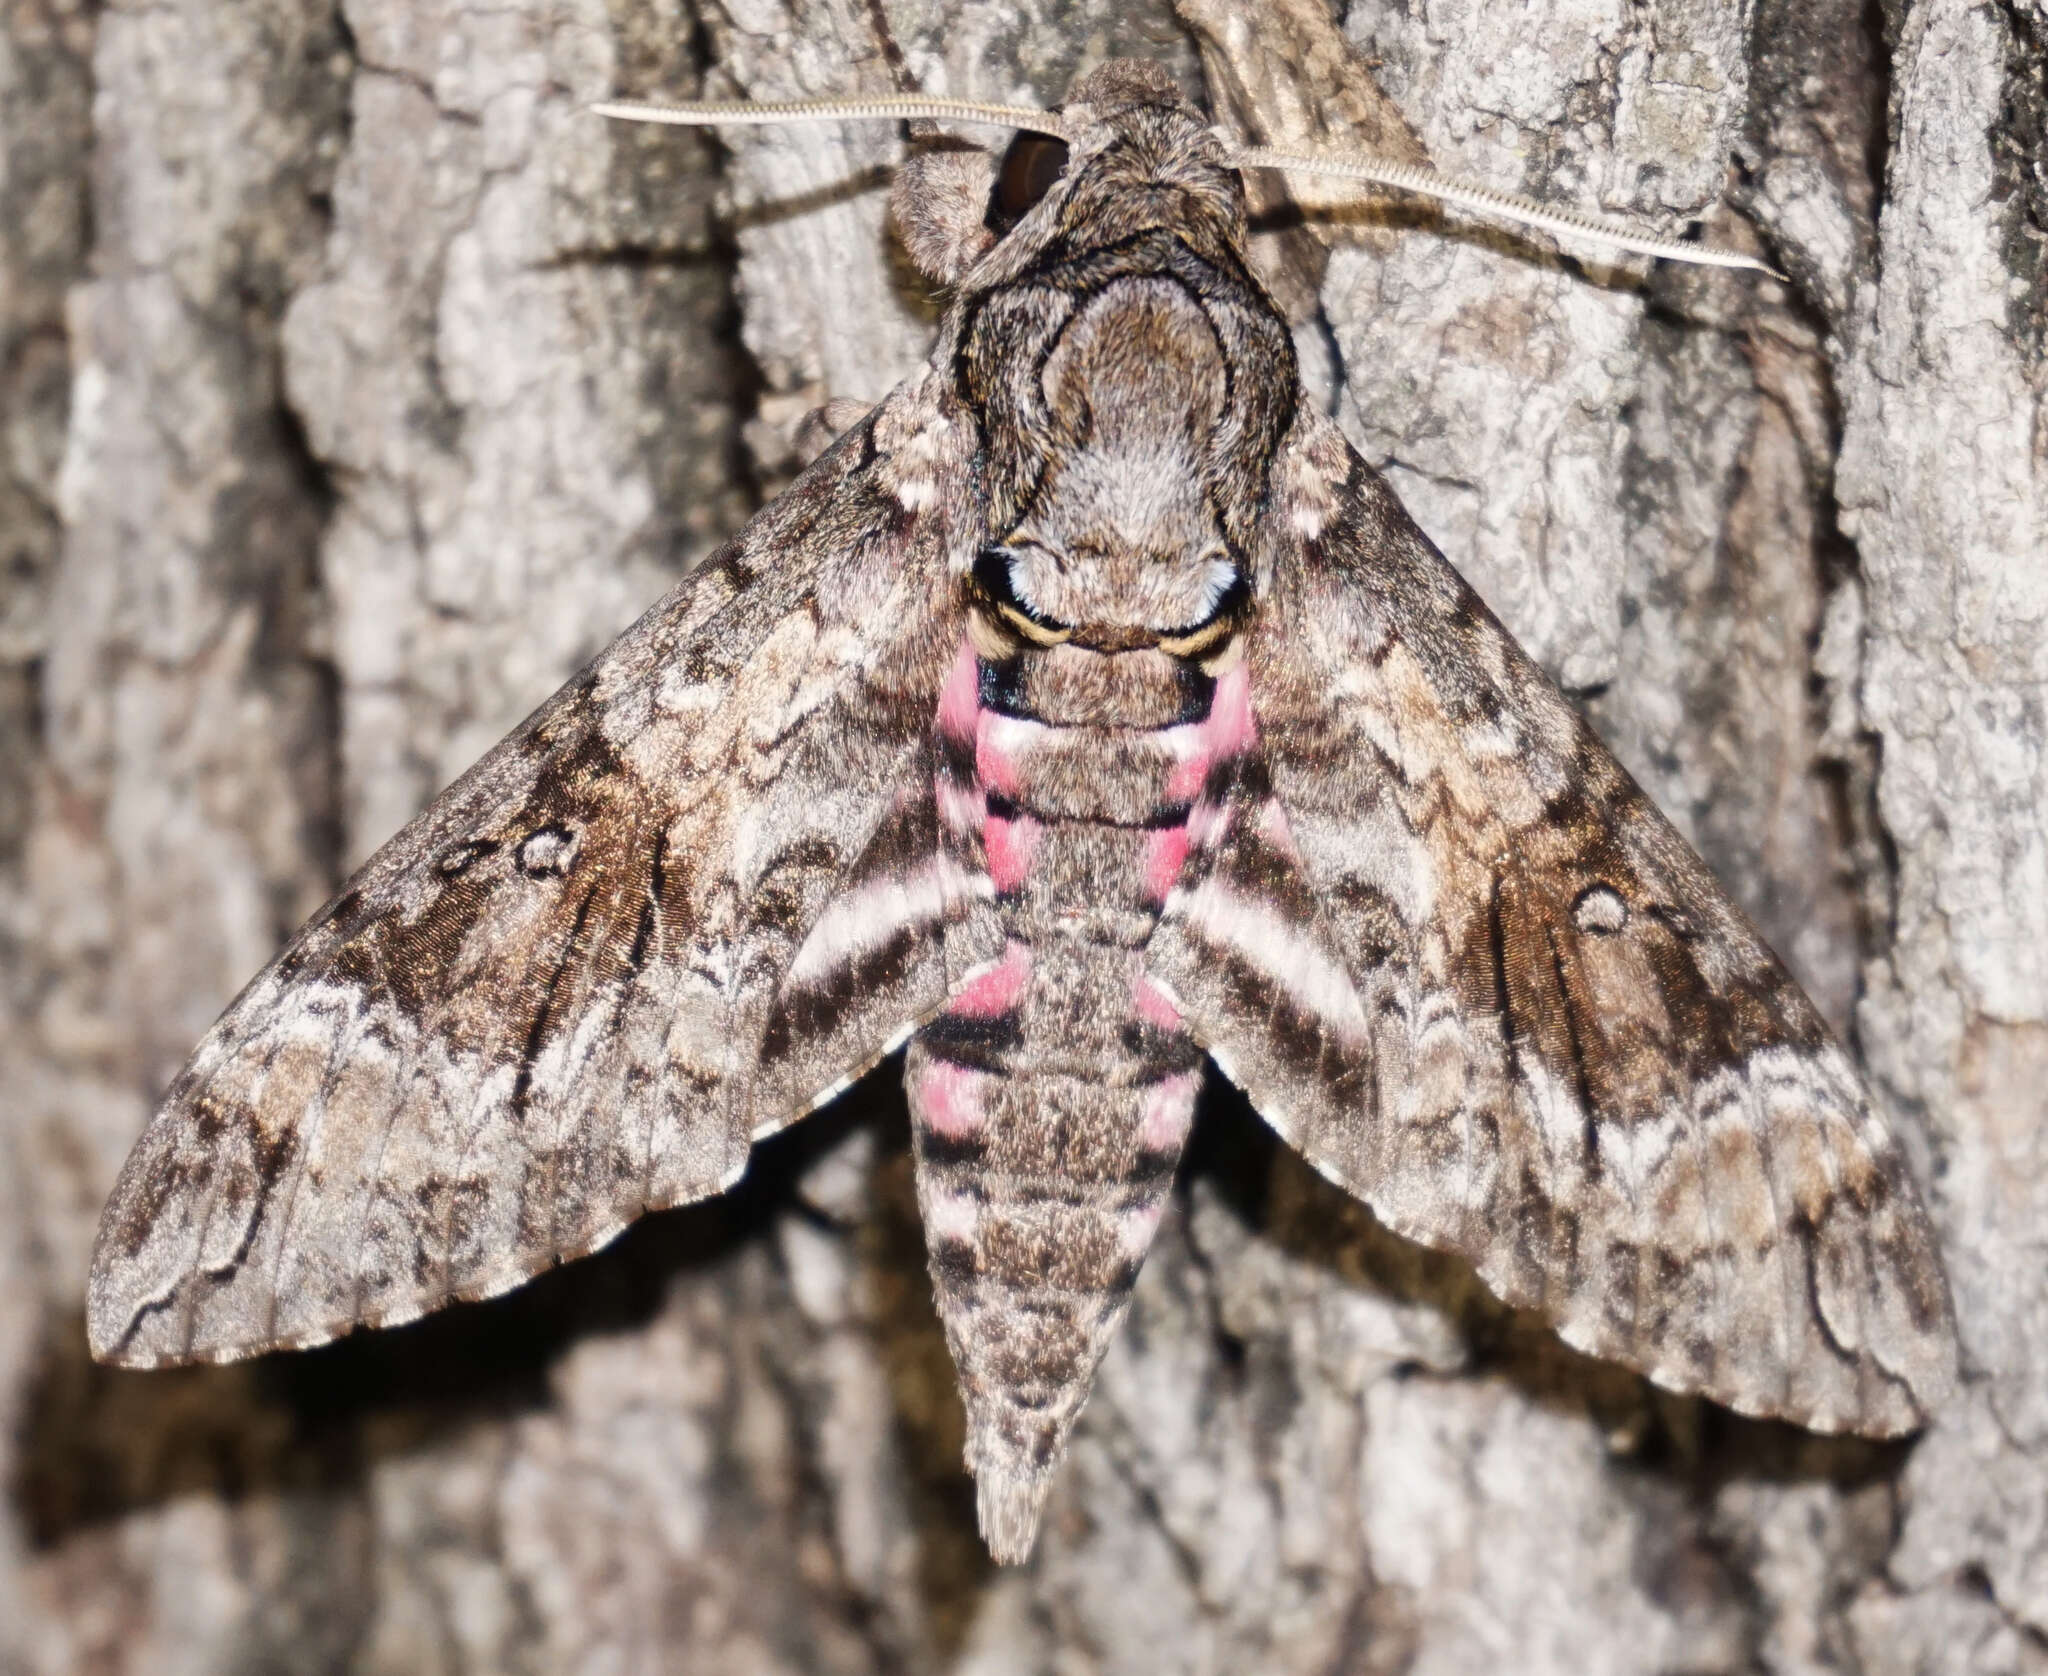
[1,0,2040,1669]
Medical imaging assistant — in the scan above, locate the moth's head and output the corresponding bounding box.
[891,59,1247,289]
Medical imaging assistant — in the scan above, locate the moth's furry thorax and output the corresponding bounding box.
[929,62,1296,671]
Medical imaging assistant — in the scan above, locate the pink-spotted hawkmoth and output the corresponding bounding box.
[87,59,1956,1564]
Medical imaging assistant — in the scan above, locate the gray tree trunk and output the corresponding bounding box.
[2,0,2042,1668]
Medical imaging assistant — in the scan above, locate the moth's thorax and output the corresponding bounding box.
[951,74,1299,614]
[1000,276,1233,637]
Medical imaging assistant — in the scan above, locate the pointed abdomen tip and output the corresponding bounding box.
[976,1463,1055,1564]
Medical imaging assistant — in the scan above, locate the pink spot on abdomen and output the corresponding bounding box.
[1206,664,1257,757]
[974,713,1033,799]
[948,941,1032,1017]
[1164,755,1209,806]
[1116,1195,1169,1258]
[1139,1072,1200,1153]
[937,639,980,746]
[915,1057,988,1139]
[982,810,1041,894]
[1144,823,1191,902]
[923,1187,980,1243]
[1162,663,1260,804]
[1132,974,1185,1033]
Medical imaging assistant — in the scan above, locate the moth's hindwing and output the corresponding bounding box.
[1147,410,1958,1436]
[88,382,1003,1368]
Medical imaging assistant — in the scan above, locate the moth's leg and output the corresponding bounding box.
[890,148,998,283]
[793,397,876,465]
[743,395,877,483]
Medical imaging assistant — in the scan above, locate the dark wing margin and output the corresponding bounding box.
[1146,411,1957,1436]
[89,376,1002,1368]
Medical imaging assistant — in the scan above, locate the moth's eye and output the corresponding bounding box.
[972,546,1071,646]
[987,133,1070,234]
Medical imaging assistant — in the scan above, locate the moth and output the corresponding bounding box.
[89,59,1956,1565]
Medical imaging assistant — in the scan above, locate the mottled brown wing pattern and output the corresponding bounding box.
[89,378,1003,1368]
[1147,410,1957,1435]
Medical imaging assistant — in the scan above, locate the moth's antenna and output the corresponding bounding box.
[590,96,1075,143]
[1229,145,1784,280]
[591,99,1782,280]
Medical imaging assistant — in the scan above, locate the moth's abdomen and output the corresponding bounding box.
[905,974,1196,1563]
[911,639,1252,1561]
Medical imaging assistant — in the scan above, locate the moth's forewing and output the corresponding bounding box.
[88,388,1002,1369]
[1148,413,1957,1435]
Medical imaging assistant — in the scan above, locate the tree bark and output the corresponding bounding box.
[2,0,2041,1669]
